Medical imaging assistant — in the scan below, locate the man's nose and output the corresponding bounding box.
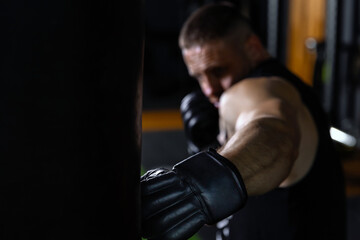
[201,76,217,97]
[202,84,213,97]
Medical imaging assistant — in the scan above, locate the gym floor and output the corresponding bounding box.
[141,93,360,239]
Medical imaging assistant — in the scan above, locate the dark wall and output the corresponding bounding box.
[0,1,143,239]
[143,0,196,109]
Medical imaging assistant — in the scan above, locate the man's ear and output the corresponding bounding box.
[244,34,265,63]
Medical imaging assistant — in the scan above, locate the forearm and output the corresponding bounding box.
[218,117,300,196]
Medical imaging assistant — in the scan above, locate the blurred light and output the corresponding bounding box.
[330,127,357,148]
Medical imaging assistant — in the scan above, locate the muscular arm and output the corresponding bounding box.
[140,76,318,240]
[218,77,317,196]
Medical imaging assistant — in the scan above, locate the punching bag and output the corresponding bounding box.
[0,1,143,239]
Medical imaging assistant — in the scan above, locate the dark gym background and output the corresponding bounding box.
[1,0,360,239]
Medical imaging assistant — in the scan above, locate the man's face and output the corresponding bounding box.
[182,40,253,107]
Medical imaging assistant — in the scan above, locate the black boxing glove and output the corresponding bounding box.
[141,148,247,240]
[180,91,220,154]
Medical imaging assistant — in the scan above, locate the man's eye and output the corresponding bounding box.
[212,67,225,78]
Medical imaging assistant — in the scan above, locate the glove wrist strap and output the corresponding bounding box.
[173,148,248,224]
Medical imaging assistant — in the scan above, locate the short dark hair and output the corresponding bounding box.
[179,2,253,49]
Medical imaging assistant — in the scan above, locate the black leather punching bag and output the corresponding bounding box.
[0,1,143,239]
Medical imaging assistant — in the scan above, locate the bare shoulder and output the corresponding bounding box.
[220,76,319,187]
[224,77,301,100]
[219,76,302,113]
